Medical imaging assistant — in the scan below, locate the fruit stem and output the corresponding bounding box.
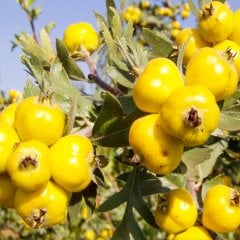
[187,180,201,210]
[81,46,124,96]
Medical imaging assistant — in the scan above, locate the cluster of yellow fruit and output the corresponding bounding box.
[0,95,94,228]
[129,0,240,176]
[176,1,240,89]
[154,184,240,239]
[129,55,220,175]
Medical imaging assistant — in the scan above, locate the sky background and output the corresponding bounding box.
[0,0,239,94]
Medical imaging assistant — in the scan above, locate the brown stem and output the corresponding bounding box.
[187,180,201,210]
[19,0,39,44]
[82,47,124,96]
[88,74,123,96]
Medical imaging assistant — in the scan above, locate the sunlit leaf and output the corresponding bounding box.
[56,39,85,80]
[143,28,173,58]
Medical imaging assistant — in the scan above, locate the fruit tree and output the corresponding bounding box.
[0,0,240,239]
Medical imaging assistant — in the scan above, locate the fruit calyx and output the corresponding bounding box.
[19,156,38,169]
[158,195,168,214]
[29,208,47,228]
[184,107,202,128]
[230,188,240,207]
[201,3,214,18]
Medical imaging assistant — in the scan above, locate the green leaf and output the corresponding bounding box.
[117,96,137,115]
[182,144,224,181]
[92,93,143,147]
[31,6,42,19]
[82,181,98,215]
[92,92,123,145]
[98,182,130,212]
[106,0,116,26]
[132,184,158,228]
[44,21,56,34]
[107,65,134,89]
[95,12,120,63]
[129,211,147,240]
[19,29,55,67]
[161,173,187,189]
[23,79,40,97]
[142,28,173,58]
[68,192,83,222]
[56,39,85,80]
[39,28,55,59]
[219,105,240,131]
[64,95,78,135]
[98,168,138,212]
[188,0,201,17]
[221,90,240,110]
[110,7,122,39]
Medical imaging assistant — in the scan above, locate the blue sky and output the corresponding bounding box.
[0,0,239,93]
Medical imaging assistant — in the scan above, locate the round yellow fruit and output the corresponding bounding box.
[185,47,238,101]
[202,184,240,233]
[129,114,183,175]
[228,9,240,45]
[0,173,16,208]
[213,39,240,78]
[198,1,234,43]
[15,180,70,228]
[0,123,20,173]
[132,58,184,113]
[14,96,66,146]
[0,103,18,127]
[63,22,99,54]
[174,226,212,240]
[175,28,210,65]
[49,134,93,192]
[7,140,51,191]
[155,188,198,233]
[160,85,220,147]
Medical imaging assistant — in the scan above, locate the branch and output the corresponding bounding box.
[82,47,124,96]
[19,0,39,44]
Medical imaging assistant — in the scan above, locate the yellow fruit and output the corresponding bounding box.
[14,96,66,146]
[202,184,240,233]
[129,114,183,175]
[6,140,51,191]
[198,1,234,43]
[185,47,238,101]
[0,103,18,127]
[171,29,180,39]
[172,21,181,30]
[0,123,20,173]
[124,6,142,24]
[15,180,70,228]
[140,1,150,9]
[228,9,240,45]
[132,58,184,113]
[175,28,210,65]
[63,22,99,54]
[181,10,190,19]
[49,134,93,192]
[0,173,16,208]
[160,85,220,147]
[155,188,198,233]
[213,39,240,78]
[174,226,213,240]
